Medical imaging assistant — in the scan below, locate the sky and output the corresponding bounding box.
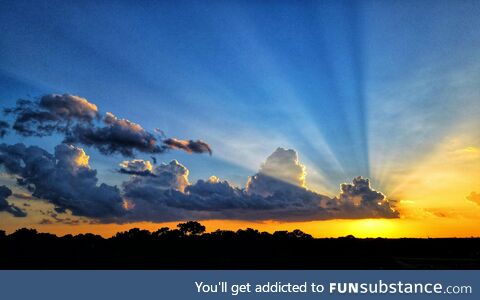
[0,0,479,237]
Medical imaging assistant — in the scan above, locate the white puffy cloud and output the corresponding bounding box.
[246,148,306,197]
[119,159,154,176]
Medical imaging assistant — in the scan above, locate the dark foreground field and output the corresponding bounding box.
[1,223,479,269]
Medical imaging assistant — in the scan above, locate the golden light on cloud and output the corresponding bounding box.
[74,148,90,168]
[72,94,98,113]
[122,199,135,211]
[207,176,220,183]
[119,159,153,172]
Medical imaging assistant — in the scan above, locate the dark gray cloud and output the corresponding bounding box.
[163,138,212,155]
[4,94,212,157]
[122,174,396,222]
[0,143,397,223]
[0,185,27,217]
[64,112,168,157]
[0,143,125,219]
[39,94,99,121]
[4,94,99,137]
[335,176,398,218]
[177,177,336,221]
[39,211,86,225]
[0,120,9,138]
[119,149,398,222]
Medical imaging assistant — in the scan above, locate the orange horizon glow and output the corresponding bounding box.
[2,216,480,239]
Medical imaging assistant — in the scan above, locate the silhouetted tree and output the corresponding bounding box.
[1,225,480,269]
[177,221,205,236]
[209,229,236,239]
[74,233,104,245]
[236,228,261,239]
[290,229,312,240]
[10,228,38,239]
[273,230,289,238]
[160,229,184,239]
[152,227,170,238]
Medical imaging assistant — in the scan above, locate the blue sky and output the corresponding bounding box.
[1,0,480,195]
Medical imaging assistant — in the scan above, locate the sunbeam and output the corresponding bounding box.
[1,0,480,238]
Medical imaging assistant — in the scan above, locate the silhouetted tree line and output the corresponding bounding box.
[1,221,480,269]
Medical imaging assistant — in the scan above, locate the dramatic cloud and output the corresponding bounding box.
[119,159,154,176]
[38,94,99,121]
[4,94,212,157]
[0,121,9,138]
[467,191,480,205]
[120,148,398,222]
[0,185,27,217]
[0,143,124,218]
[335,176,398,218]
[38,211,91,225]
[55,142,90,169]
[122,159,190,193]
[64,112,167,156]
[163,138,212,155]
[246,147,306,197]
[0,143,397,223]
[120,159,193,221]
[4,94,99,136]
[178,176,336,221]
